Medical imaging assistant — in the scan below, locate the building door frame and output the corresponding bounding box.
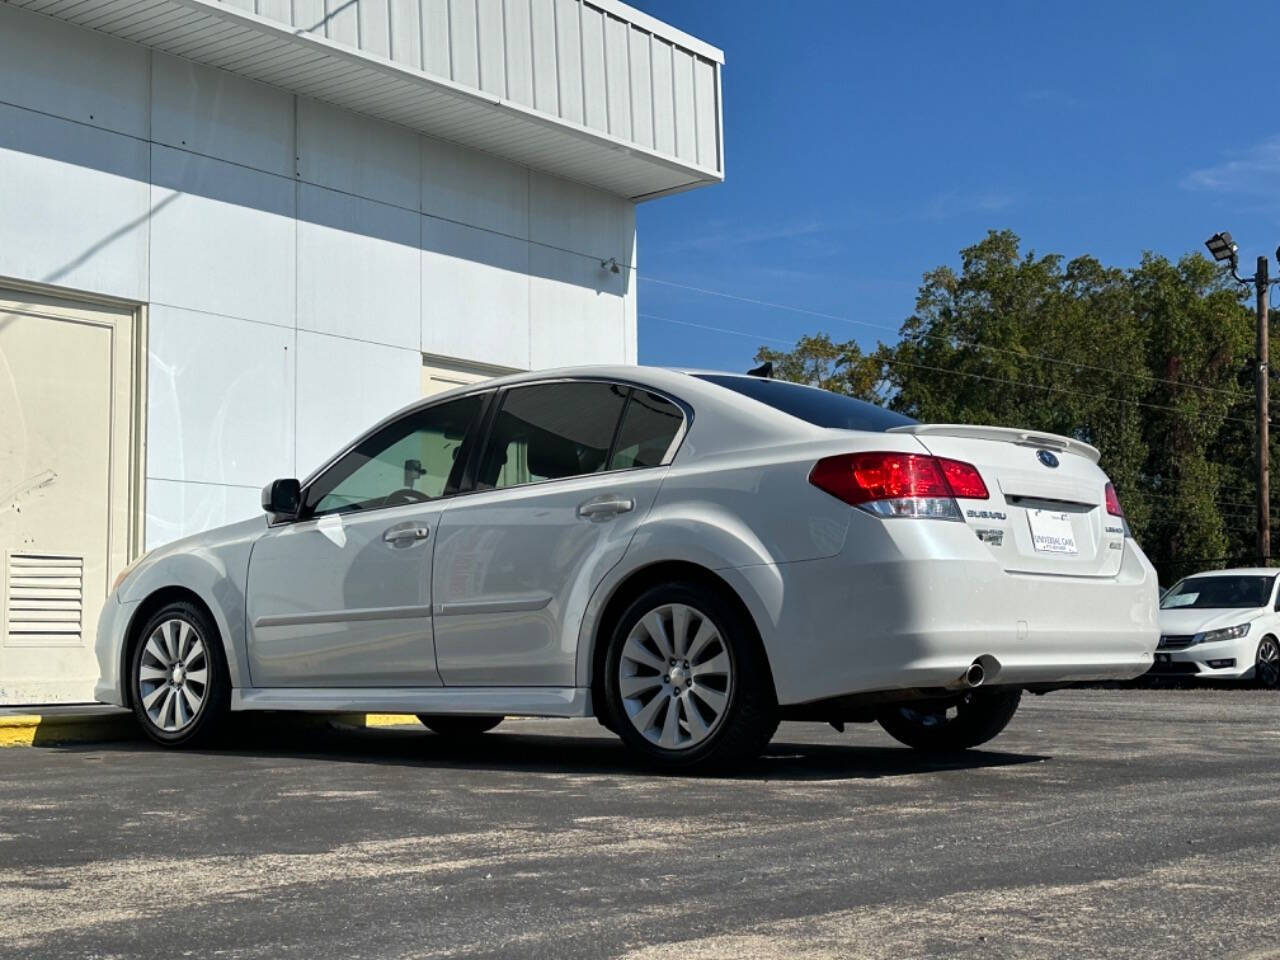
[0,277,146,702]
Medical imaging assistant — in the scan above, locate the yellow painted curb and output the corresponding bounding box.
[356,713,421,727]
[0,711,139,748]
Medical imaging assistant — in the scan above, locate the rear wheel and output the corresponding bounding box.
[129,601,230,747]
[1255,637,1280,689]
[417,715,503,737]
[602,582,777,771]
[877,689,1022,751]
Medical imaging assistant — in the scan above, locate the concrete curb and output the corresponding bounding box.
[0,709,140,748]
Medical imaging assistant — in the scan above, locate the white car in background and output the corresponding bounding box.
[1154,569,1280,687]
[96,366,1159,770]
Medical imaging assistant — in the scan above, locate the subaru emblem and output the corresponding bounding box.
[1037,450,1060,468]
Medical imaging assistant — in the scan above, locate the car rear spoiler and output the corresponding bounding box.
[886,423,1102,464]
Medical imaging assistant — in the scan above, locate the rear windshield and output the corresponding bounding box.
[1160,575,1276,610]
[695,375,917,432]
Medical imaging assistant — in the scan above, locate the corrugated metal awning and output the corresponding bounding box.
[11,0,723,201]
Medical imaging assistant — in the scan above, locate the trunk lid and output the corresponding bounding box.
[889,423,1125,577]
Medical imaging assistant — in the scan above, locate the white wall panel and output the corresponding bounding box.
[421,218,530,369]
[295,331,423,476]
[297,184,421,350]
[422,0,452,76]
[150,145,296,326]
[476,0,507,96]
[503,0,534,108]
[671,47,696,164]
[151,54,295,179]
[297,99,420,209]
[256,0,294,23]
[0,104,149,301]
[627,27,653,149]
[147,304,295,488]
[604,15,631,140]
[292,0,327,36]
[422,136,529,238]
[449,0,481,87]
[554,0,584,124]
[693,56,718,170]
[325,0,360,46]
[580,5,608,133]
[529,171,630,261]
[650,38,675,156]
[145,479,262,552]
[529,0,559,115]
[528,245,624,369]
[389,0,424,68]
[359,1,394,59]
[0,5,149,140]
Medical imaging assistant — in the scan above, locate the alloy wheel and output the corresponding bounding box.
[138,618,209,732]
[617,602,732,751]
[1257,637,1280,689]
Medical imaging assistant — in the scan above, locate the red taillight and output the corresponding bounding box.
[809,451,988,515]
[937,457,989,500]
[1105,482,1124,517]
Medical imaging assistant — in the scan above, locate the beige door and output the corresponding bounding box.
[421,353,517,398]
[0,289,143,704]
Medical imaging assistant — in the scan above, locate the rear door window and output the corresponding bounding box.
[611,390,684,469]
[477,382,629,490]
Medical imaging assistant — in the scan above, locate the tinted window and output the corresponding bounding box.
[695,374,917,432]
[478,382,628,490]
[305,393,484,516]
[1160,575,1277,610]
[612,390,683,469]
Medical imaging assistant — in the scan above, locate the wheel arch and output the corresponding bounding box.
[120,586,231,708]
[581,559,777,715]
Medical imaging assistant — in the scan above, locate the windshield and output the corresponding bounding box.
[695,375,917,432]
[1160,575,1276,610]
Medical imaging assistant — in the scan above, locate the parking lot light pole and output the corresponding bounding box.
[1205,233,1271,565]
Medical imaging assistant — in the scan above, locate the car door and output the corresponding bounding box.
[245,392,486,687]
[432,380,687,686]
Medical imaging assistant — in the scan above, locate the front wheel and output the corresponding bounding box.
[602,582,778,771]
[877,689,1022,751]
[417,715,503,737]
[1255,636,1280,689]
[129,601,230,747]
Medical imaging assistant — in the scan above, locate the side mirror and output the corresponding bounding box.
[261,478,301,521]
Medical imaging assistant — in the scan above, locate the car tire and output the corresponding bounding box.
[129,600,230,747]
[1255,636,1280,690]
[417,715,504,736]
[602,582,778,771]
[876,689,1022,751]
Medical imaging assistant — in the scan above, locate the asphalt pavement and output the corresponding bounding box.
[2,688,1279,959]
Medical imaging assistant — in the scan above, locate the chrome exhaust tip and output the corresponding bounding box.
[965,661,986,688]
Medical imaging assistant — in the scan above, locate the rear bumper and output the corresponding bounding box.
[736,513,1159,705]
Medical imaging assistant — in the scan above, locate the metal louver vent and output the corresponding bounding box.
[5,553,83,646]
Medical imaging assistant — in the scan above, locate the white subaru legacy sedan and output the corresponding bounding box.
[97,366,1159,769]
[1153,569,1280,687]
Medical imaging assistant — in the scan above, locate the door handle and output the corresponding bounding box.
[577,495,635,521]
[382,524,430,544]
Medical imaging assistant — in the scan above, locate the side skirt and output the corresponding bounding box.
[231,686,592,717]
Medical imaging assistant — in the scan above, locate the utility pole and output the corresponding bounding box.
[1206,233,1272,566]
[1256,254,1270,566]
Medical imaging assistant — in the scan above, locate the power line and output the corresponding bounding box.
[641,274,1253,400]
[639,313,793,346]
[879,356,1255,426]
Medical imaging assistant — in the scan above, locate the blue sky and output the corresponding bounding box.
[630,0,1280,371]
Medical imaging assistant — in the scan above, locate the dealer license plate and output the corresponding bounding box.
[1028,509,1078,555]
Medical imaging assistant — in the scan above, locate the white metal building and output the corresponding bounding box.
[0,0,724,702]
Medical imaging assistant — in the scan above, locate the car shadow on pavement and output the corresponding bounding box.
[128,717,1050,782]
